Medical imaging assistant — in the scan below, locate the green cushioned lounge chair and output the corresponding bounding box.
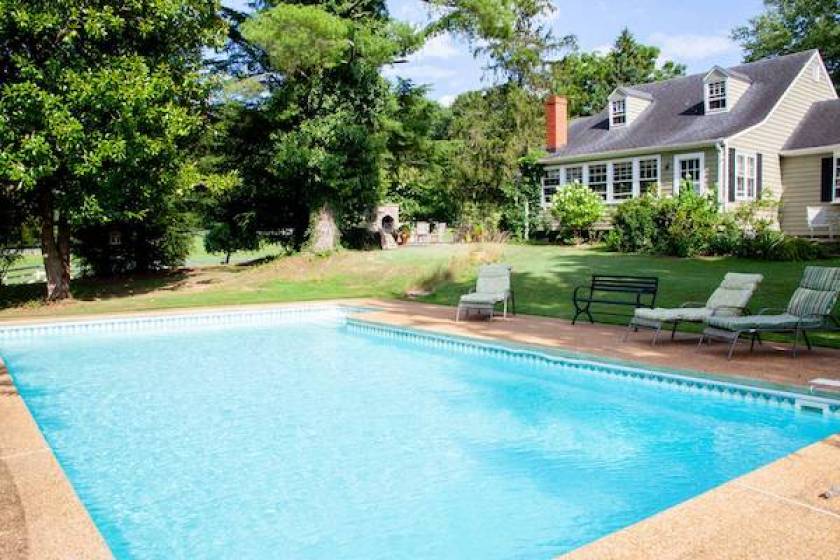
[456,264,515,321]
[624,273,763,345]
[699,266,840,359]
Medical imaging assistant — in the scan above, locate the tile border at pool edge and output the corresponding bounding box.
[345,317,840,416]
[0,356,112,560]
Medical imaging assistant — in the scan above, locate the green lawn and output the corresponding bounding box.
[2,243,839,347]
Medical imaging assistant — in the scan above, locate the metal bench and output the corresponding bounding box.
[572,275,659,325]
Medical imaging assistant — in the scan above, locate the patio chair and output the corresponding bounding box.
[699,266,840,359]
[456,264,515,321]
[806,206,838,239]
[624,273,763,345]
[415,221,431,243]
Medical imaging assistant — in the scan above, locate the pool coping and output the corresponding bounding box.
[0,356,112,559]
[1,299,839,559]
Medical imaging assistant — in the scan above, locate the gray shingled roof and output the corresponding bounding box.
[543,50,817,162]
[783,99,840,150]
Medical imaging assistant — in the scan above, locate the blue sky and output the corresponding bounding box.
[223,0,766,105]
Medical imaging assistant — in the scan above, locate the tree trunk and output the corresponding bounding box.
[307,203,340,253]
[39,189,72,301]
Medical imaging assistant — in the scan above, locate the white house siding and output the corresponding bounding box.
[780,153,840,236]
[726,54,836,229]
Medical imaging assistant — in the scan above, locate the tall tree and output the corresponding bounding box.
[733,0,840,89]
[427,0,574,91]
[550,29,685,117]
[382,80,456,222]
[0,1,225,300]
[232,0,419,252]
[418,0,573,238]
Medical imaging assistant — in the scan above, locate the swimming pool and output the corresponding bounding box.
[2,306,839,559]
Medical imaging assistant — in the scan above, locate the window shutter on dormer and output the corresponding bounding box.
[822,157,834,202]
[728,148,736,202]
[756,153,763,198]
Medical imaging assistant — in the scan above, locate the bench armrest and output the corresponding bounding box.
[573,285,592,300]
[679,301,707,308]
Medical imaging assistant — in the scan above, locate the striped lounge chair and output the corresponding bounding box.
[699,266,840,359]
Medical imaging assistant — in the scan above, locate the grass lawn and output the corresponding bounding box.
[1,243,839,347]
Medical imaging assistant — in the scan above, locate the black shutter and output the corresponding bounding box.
[755,153,763,198]
[822,157,834,202]
[728,148,736,202]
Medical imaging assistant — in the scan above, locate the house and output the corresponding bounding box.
[540,50,840,237]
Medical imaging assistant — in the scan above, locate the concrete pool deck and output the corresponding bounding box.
[1,299,839,559]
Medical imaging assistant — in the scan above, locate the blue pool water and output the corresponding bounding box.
[3,310,839,559]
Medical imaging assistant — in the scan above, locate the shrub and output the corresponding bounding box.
[550,183,604,241]
[607,186,825,261]
[654,188,721,257]
[74,217,193,276]
[610,187,720,257]
[610,194,658,252]
[456,202,504,243]
[735,226,827,261]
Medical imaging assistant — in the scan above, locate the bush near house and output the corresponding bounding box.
[605,188,826,261]
[549,183,605,242]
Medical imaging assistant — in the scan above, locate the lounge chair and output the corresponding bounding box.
[699,266,840,359]
[456,264,515,321]
[624,273,763,345]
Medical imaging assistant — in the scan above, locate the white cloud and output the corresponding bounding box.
[437,94,456,107]
[411,33,460,61]
[382,63,457,81]
[593,43,613,56]
[648,32,739,62]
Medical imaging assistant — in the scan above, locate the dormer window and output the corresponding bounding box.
[611,99,626,127]
[707,80,727,112]
[607,87,652,129]
[703,66,751,115]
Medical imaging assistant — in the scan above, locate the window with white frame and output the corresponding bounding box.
[588,164,608,199]
[638,157,659,194]
[612,161,633,200]
[542,156,665,204]
[735,152,757,200]
[611,99,626,127]
[542,168,561,204]
[675,153,704,193]
[707,80,726,112]
[565,166,583,184]
[834,155,840,201]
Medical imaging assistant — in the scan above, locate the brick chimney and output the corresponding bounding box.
[545,95,568,152]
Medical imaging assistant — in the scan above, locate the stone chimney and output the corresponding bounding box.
[545,95,568,152]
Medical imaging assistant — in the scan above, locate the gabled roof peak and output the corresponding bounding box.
[703,65,752,83]
[610,86,653,101]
